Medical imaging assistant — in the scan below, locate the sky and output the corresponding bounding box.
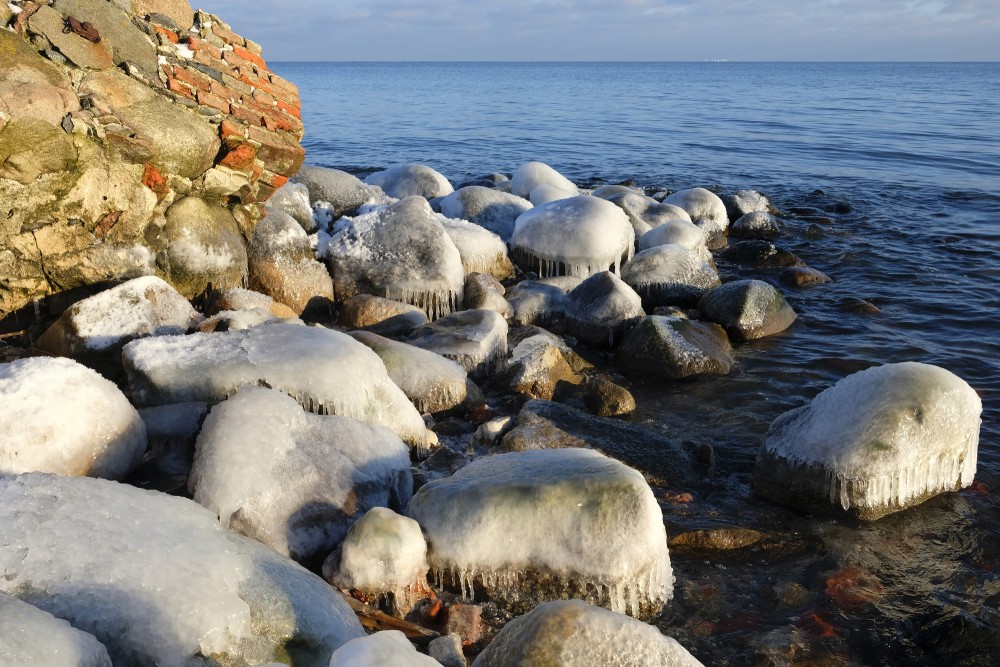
[195,1,1000,62]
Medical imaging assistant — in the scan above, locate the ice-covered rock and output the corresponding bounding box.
[365,163,454,199]
[295,165,378,218]
[591,184,640,199]
[269,181,316,232]
[248,210,335,314]
[34,276,201,359]
[500,334,581,401]
[429,633,467,667]
[0,357,146,479]
[529,183,576,205]
[723,188,776,221]
[471,600,703,667]
[201,287,298,319]
[511,161,577,199]
[161,196,249,298]
[197,308,297,333]
[0,592,112,667]
[406,309,508,379]
[506,280,569,326]
[730,211,781,238]
[511,196,634,278]
[698,279,797,340]
[617,316,734,380]
[326,197,465,320]
[408,448,673,618]
[323,507,429,614]
[437,186,533,242]
[637,218,709,260]
[350,331,480,415]
[329,631,440,667]
[438,215,514,280]
[189,387,412,565]
[564,271,644,347]
[0,473,364,666]
[663,188,730,249]
[606,191,693,238]
[753,362,982,520]
[122,323,427,446]
[338,294,428,337]
[621,244,721,308]
[464,273,511,317]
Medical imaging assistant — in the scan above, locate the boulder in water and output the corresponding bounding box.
[723,189,776,221]
[617,316,734,380]
[499,334,581,401]
[0,592,112,667]
[698,279,797,340]
[664,188,730,249]
[365,163,454,199]
[511,161,577,199]
[438,215,514,280]
[730,211,781,238]
[506,280,570,327]
[582,377,636,417]
[621,244,721,308]
[781,266,832,287]
[464,272,511,317]
[637,218,711,261]
[437,185,533,243]
[721,239,801,268]
[607,191,692,237]
[564,271,644,347]
[406,309,508,380]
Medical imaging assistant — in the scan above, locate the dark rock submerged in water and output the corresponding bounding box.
[617,315,734,380]
[698,279,797,340]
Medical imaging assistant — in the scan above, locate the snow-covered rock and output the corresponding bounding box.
[621,244,721,308]
[511,196,634,278]
[564,271,644,347]
[122,323,428,446]
[664,188,730,248]
[326,197,466,320]
[606,191,693,238]
[698,279,797,340]
[197,308,297,333]
[0,357,146,479]
[438,215,514,280]
[248,209,334,314]
[730,211,781,238]
[0,473,364,666]
[637,218,709,260]
[338,294,428,337]
[506,280,570,326]
[408,448,673,618]
[406,309,508,379]
[591,184,640,199]
[190,387,412,565]
[464,273,511,317]
[437,186,532,242]
[295,165,377,218]
[365,163,454,200]
[511,161,577,199]
[329,631,440,667]
[35,276,200,358]
[753,362,982,520]
[617,316,734,380]
[269,181,316,232]
[723,188,776,222]
[529,183,576,205]
[472,600,703,667]
[500,334,581,401]
[202,287,297,319]
[350,331,480,415]
[0,592,112,667]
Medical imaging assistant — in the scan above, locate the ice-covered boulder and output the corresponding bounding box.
[723,189,776,221]
[511,196,634,278]
[437,186,533,242]
[406,309,508,379]
[161,196,249,298]
[197,309,298,333]
[664,188,730,249]
[35,276,201,359]
[529,183,576,205]
[122,323,427,446]
[201,287,298,319]
[269,181,316,232]
[326,197,466,320]
[189,387,412,566]
[472,600,703,667]
[511,161,577,199]
[365,163,454,199]
[730,211,781,238]
[698,279,797,340]
[330,631,440,667]
[506,280,570,326]
[753,362,982,520]
[564,271,644,347]
[350,331,480,415]
[0,357,146,479]
[606,191,693,238]
[637,218,709,260]
[621,245,721,308]
[295,165,378,218]
[464,273,511,317]
[338,294,429,337]
[591,184,640,199]
[617,316,734,380]
[0,473,364,665]
[408,448,672,618]
[500,335,581,401]
[248,209,335,314]
[0,592,112,667]
[438,215,514,280]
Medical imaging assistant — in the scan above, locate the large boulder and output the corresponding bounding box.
[564,271,644,347]
[406,309,509,379]
[753,362,981,520]
[621,244,721,308]
[663,188,729,248]
[506,280,570,326]
[637,218,709,259]
[500,334,581,401]
[723,188,776,221]
[464,272,511,317]
[617,316,734,380]
[160,196,248,298]
[248,210,334,314]
[511,161,577,199]
[606,191,692,237]
[365,163,453,199]
[698,279,797,340]
[730,211,781,238]
[268,181,316,232]
[437,185,532,242]
[438,215,514,280]
[0,473,365,665]
[338,294,428,338]
[0,592,111,667]
[295,165,377,218]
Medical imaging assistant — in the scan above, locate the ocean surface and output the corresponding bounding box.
[274,62,1000,665]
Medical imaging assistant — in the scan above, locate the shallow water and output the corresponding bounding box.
[274,61,1000,664]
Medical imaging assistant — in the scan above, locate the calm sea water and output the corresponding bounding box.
[275,62,1000,665]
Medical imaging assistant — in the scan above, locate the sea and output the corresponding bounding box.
[273,61,1000,665]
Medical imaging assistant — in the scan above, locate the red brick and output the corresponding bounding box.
[258,170,288,189]
[276,100,301,120]
[194,49,228,72]
[212,23,245,47]
[244,95,277,116]
[167,77,195,99]
[252,87,275,107]
[262,110,303,135]
[233,45,267,71]
[268,73,299,97]
[153,25,179,44]
[220,119,247,140]
[244,38,263,56]
[222,73,253,96]
[218,142,257,172]
[222,49,255,72]
[230,103,264,126]
[196,89,230,113]
[185,36,224,59]
[172,66,213,92]
[247,126,306,176]
[142,163,168,197]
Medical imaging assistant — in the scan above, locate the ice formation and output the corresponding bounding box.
[34,276,201,357]
[753,362,982,520]
[730,210,782,238]
[0,473,364,666]
[122,323,428,446]
[697,279,797,340]
[723,188,775,221]
[606,191,693,237]
[248,209,335,314]
[564,271,645,347]
[408,448,673,618]
[189,387,412,564]
[511,161,578,199]
[637,217,710,260]
[465,272,511,317]
[591,184,640,199]
[621,244,721,307]
[506,280,570,326]
[329,631,440,667]
[617,316,734,380]
[437,213,514,279]
[0,357,146,479]
[325,197,466,320]
[197,308,293,332]
[203,287,297,319]
[529,182,576,205]
[510,195,635,278]
[350,331,476,415]
[0,592,112,667]
[472,600,704,667]
[338,294,429,337]
[437,185,533,242]
[406,309,509,379]
[269,181,316,232]
[364,163,454,199]
[664,187,730,243]
[294,165,379,217]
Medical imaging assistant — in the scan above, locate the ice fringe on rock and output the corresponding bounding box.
[329,631,440,667]
[511,161,578,199]
[606,191,693,238]
[510,196,634,279]
[0,473,364,666]
[753,362,982,520]
[471,600,704,667]
[190,387,413,565]
[622,244,721,307]
[437,185,533,242]
[365,163,454,199]
[0,592,112,667]
[664,188,730,246]
[437,214,514,279]
[407,448,673,618]
[122,323,428,446]
[406,309,509,379]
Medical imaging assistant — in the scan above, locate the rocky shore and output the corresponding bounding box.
[0,3,985,666]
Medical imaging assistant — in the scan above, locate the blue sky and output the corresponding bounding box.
[195,1,999,62]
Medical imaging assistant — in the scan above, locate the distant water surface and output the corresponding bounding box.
[274,61,1000,665]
